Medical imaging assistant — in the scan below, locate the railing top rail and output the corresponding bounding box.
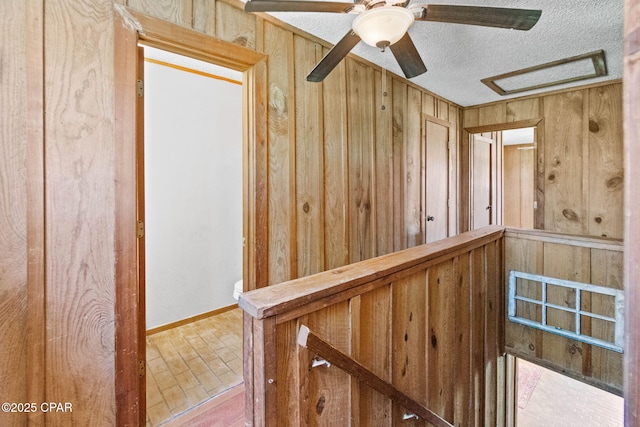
[505,227,623,251]
[239,225,504,320]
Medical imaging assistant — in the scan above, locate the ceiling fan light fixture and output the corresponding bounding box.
[352,7,415,50]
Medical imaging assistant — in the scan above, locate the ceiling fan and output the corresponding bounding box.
[244,0,542,82]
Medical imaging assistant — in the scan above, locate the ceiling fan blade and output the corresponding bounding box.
[416,5,541,31]
[389,33,427,79]
[307,30,361,82]
[244,0,355,13]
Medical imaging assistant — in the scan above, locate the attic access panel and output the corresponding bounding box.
[482,50,607,96]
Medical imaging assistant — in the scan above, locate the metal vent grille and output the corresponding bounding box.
[507,270,624,353]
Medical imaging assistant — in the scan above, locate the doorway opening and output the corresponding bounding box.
[141,46,244,427]
[467,124,538,231]
[469,131,500,230]
[502,127,535,229]
[515,357,623,426]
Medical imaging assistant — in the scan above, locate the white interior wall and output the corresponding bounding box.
[144,48,243,329]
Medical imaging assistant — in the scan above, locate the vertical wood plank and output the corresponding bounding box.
[392,78,406,251]
[448,104,459,237]
[255,317,278,426]
[542,242,591,373]
[347,59,376,263]
[244,312,256,424]
[126,0,185,24]
[588,84,624,239]
[535,98,546,230]
[295,36,324,276]
[353,285,392,426]
[45,1,116,425]
[392,273,427,426]
[503,236,544,359]
[349,296,362,426]
[375,70,394,256]
[405,86,423,248]
[276,319,300,426]
[470,247,486,427]
[543,91,586,235]
[25,0,46,425]
[422,93,436,117]
[438,99,449,122]
[427,260,455,423]
[590,249,624,388]
[305,303,351,426]
[453,255,471,426]
[214,0,256,48]
[463,108,479,128]
[506,98,539,122]
[484,241,499,426]
[323,55,349,269]
[264,22,293,284]
[0,2,30,426]
[193,0,215,35]
[478,103,506,126]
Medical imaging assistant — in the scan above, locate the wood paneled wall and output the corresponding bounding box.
[462,82,623,239]
[267,24,460,283]
[504,228,624,395]
[1,1,31,425]
[123,0,461,285]
[1,0,460,425]
[241,226,505,426]
[1,1,116,426]
[1,0,629,424]
[122,0,461,284]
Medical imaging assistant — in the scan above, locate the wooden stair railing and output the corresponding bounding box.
[297,325,454,427]
[241,226,506,426]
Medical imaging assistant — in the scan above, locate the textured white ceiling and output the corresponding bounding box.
[263,0,623,106]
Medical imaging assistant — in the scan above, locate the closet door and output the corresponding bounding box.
[424,118,450,243]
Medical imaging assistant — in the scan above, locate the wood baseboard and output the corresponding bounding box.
[146,304,239,335]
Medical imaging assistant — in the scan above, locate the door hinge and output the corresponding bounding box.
[138,359,145,377]
[137,79,144,97]
[137,220,144,238]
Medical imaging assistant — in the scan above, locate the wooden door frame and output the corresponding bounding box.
[462,118,542,233]
[114,8,267,426]
[624,0,640,422]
